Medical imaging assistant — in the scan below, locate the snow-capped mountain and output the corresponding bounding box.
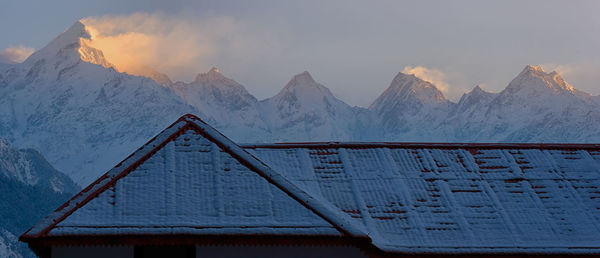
[464,65,600,142]
[369,72,455,141]
[169,67,269,141]
[447,85,498,140]
[259,71,368,141]
[369,65,600,143]
[4,19,600,258]
[0,138,78,193]
[0,21,197,185]
[456,85,497,114]
[2,20,600,187]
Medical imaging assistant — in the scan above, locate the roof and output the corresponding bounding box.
[242,142,600,150]
[245,142,600,254]
[20,114,367,241]
[21,114,600,255]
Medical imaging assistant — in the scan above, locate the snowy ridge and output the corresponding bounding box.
[169,67,269,140]
[370,72,449,111]
[456,85,496,114]
[260,71,368,141]
[504,65,575,95]
[369,72,455,141]
[2,21,600,187]
[0,138,77,193]
[456,66,600,142]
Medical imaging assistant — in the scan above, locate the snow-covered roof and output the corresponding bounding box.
[21,115,600,254]
[20,114,366,241]
[244,142,600,254]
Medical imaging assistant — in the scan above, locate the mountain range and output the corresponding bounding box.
[1,21,599,186]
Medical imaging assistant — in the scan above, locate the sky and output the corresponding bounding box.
[1,0,599,106]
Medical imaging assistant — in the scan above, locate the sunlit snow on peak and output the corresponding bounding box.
[401,66,451,95]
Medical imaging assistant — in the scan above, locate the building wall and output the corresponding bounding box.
[52,246,133,258]
[195,245,367,258]
[50,245,367,258]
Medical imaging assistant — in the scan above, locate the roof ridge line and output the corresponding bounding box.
[181,115,369,238]
[21,114,369,241]
[241,142,600,150]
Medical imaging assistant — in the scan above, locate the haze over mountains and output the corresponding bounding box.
[1,21,600,186]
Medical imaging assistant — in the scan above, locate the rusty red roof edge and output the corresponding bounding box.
[241,142,600,150]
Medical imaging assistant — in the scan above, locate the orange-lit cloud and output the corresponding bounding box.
[401,66,451,93]
[0,45,35,63]
[80,12,278,82]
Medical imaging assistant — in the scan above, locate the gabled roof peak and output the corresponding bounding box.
[21,114,367,241]
[179,113,202,122]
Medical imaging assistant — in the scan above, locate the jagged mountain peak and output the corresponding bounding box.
[391,72,446,98]
[275,71,323,95]
[265,71,348,110]
[193,67,232,83]
[24,21,91,64]
[516,65,557,81]
[52,21,90,44]
[369,71,449,111]
[179,67,251,95]
[260,71,358,141]
[504,65,575,96]
[457,85,496,108]
[170,67,258,119]
[523,64,545,73]
[274,71,335,101]
[16,20,118,81]
[463,85,493,99]
[390,72,437,90]
[288,71,316,85]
